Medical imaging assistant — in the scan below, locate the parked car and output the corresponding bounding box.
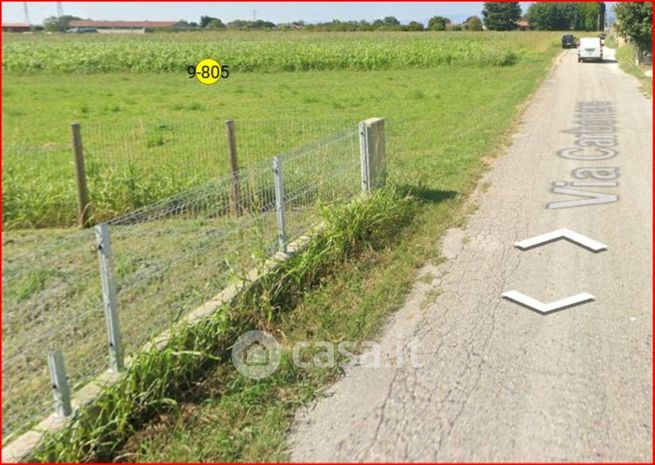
[561,34,577,49]
[578,37,603,62]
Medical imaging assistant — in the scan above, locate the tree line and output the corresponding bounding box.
[40,13,486,33]
[179,15,484,32]
[526,3,606,31]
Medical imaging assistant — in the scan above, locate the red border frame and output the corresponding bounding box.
[0,1,652,464]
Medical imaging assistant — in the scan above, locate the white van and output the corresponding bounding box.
[578,37,603,62]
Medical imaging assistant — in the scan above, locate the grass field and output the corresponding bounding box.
[3,31,560,229]
[2,30,563,458]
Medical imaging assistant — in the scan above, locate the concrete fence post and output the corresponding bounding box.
[95,223,124,372]
[359,118,387,193]
[272,156,287,253]
[47,349,72,417]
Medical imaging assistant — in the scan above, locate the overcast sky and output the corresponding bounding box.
[2,2,532,25]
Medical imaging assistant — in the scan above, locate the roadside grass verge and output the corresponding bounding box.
[614,42,653,97]
[31,189,415,462]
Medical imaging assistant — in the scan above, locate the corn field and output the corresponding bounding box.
[2,31,561,73]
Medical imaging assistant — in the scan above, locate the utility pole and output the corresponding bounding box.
[57,2,63,19]
[22,2,31,29]
[253,9,257,21]
[597,11,600,31]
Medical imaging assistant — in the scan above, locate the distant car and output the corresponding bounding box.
[578,37,603,62]
[561,34,576,48]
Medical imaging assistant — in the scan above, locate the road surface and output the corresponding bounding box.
[290,48,653,462]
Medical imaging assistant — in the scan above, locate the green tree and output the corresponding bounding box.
[482,2,522,31]
[527,2,605,31]
[615,2,653,53]
[428,16,451,31]
[464,16,483,31]
[207,19,226,29]
[575,2,605,31]
[200,15,221,28]
[43,15,80,32]
[407,21,424,31]
[382,16,400,26]
[527,3,572,30]
[226,19,276,30]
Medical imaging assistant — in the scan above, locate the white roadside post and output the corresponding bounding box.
[95,223,124,372]
[359,118,387,193]
[47,349,72,417]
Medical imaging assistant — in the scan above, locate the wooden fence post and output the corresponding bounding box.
[71,123,92,228]
[225,120,241,216]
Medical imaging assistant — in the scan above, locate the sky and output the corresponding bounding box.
[2,2,524,26]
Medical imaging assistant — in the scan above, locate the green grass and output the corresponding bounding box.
[2,31,562,459]
[31,189,417,462]
[2,131,362,443]
[614,41,653,97]
[2,31,562,229]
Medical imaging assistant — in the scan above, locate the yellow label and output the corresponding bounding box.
[195,58,222,85]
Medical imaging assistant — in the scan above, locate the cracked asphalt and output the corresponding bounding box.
[290,48,653,462]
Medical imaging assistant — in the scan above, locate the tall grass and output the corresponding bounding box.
[30,188,414,462]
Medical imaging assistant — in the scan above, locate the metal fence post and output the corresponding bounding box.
[47,349,72,417]
[272,156,287,253]
[225,120,242,216]
[95,223,124,372]
[71,122,92,228]
[359,118,387,193]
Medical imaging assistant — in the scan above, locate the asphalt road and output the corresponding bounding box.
[290,48,653,462]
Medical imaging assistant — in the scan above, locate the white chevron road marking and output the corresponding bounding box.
[501,290,595,314]
[514,228,607,252]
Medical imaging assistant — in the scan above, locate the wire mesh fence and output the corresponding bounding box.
[2,121,371,444]
[2,118,354,230]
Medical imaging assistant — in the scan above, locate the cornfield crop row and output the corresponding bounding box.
[2,31,558,73]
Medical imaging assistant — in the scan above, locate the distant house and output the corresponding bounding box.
[67,20,186,34]
[2,23,32,33]
[516,19,531,31]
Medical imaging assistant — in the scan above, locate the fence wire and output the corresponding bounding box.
[2,123,362,443]
[3,118,353,230]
